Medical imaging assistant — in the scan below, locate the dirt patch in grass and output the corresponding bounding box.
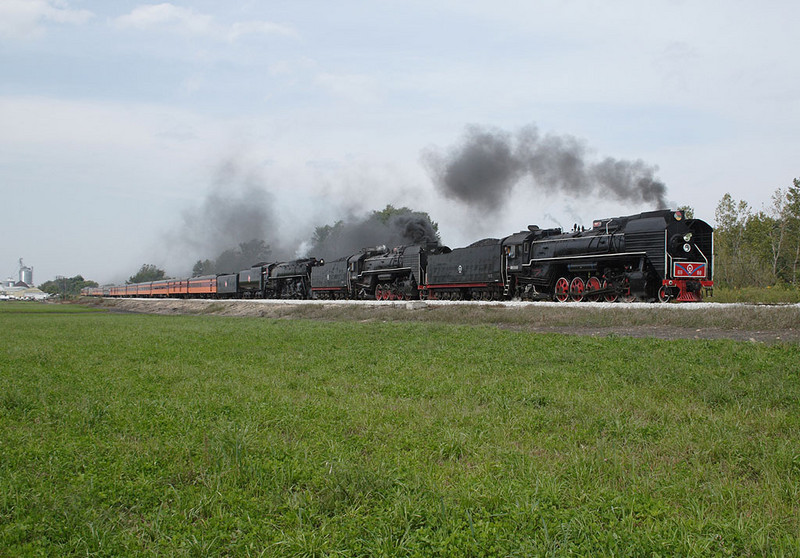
[85,298,800,344]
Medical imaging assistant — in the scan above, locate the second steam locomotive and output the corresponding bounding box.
[84,209,713,303]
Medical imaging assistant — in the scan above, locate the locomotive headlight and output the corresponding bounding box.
[683,232,693,242]
[683,243,692,253]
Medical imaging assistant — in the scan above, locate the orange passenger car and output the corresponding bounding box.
[187,275,217,297]
[168,279,188,297]
[151,280,170,297]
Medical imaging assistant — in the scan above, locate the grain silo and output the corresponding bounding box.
[19,259,33,286]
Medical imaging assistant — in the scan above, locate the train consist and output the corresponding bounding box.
[83,209,714,303]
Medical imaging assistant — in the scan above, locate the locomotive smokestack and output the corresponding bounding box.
[423,124,668,213]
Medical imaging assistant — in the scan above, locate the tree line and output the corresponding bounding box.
[714,178,800,288]
[39,275,99,297]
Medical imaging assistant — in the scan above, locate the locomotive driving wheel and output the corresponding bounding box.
[602,279,618,303]
[569,277,585,302]
[585,276,601,302]
[374,285,383,301]
[554,277,570,302]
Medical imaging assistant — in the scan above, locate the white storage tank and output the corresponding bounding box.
[19,259,33,286]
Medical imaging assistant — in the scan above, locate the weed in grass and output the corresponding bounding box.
[200,302,227,314]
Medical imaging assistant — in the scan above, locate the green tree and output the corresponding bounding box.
[312,221,344,247]
[39,275,99,297]
[713,179,800,288]
[209,240,272,274]
[760,188,792,282]
[782,178,800,285]
[127,264,166,284]
[373,204,440,236]
[677,205,695,219]
[744,178,800,286]
[744,210,779,284]
[238,239,272,265]
[214,249,239,274]
[192,259,215,277]
[714,193,773,287]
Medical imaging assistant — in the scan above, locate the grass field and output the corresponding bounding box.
[713,286,800,304]
[2,302,799,556]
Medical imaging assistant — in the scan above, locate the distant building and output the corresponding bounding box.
[0,283,49,300]
[18,259,33,287]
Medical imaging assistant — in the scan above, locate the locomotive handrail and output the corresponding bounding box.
[523,251,648,265]
[353,266,414,283]
[694,247,711,273]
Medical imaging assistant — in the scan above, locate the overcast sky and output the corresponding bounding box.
[1,0,798,284]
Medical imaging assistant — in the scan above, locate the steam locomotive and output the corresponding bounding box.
[83,209,713,303]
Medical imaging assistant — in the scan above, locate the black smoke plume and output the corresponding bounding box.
[177,160,292,274]
[307,206,440,261]
[173,159,440,273]
[423,124,668,213]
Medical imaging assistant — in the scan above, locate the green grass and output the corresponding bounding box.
[1,306,799,556]
[0,300,106,314]
[713,285,800,304]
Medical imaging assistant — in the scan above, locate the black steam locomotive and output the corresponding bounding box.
[310,209,713,302]
[84,209,713,302]
[217,258,323,299]
[509,208,712,302]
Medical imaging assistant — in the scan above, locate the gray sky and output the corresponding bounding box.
[1,0,798,284]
